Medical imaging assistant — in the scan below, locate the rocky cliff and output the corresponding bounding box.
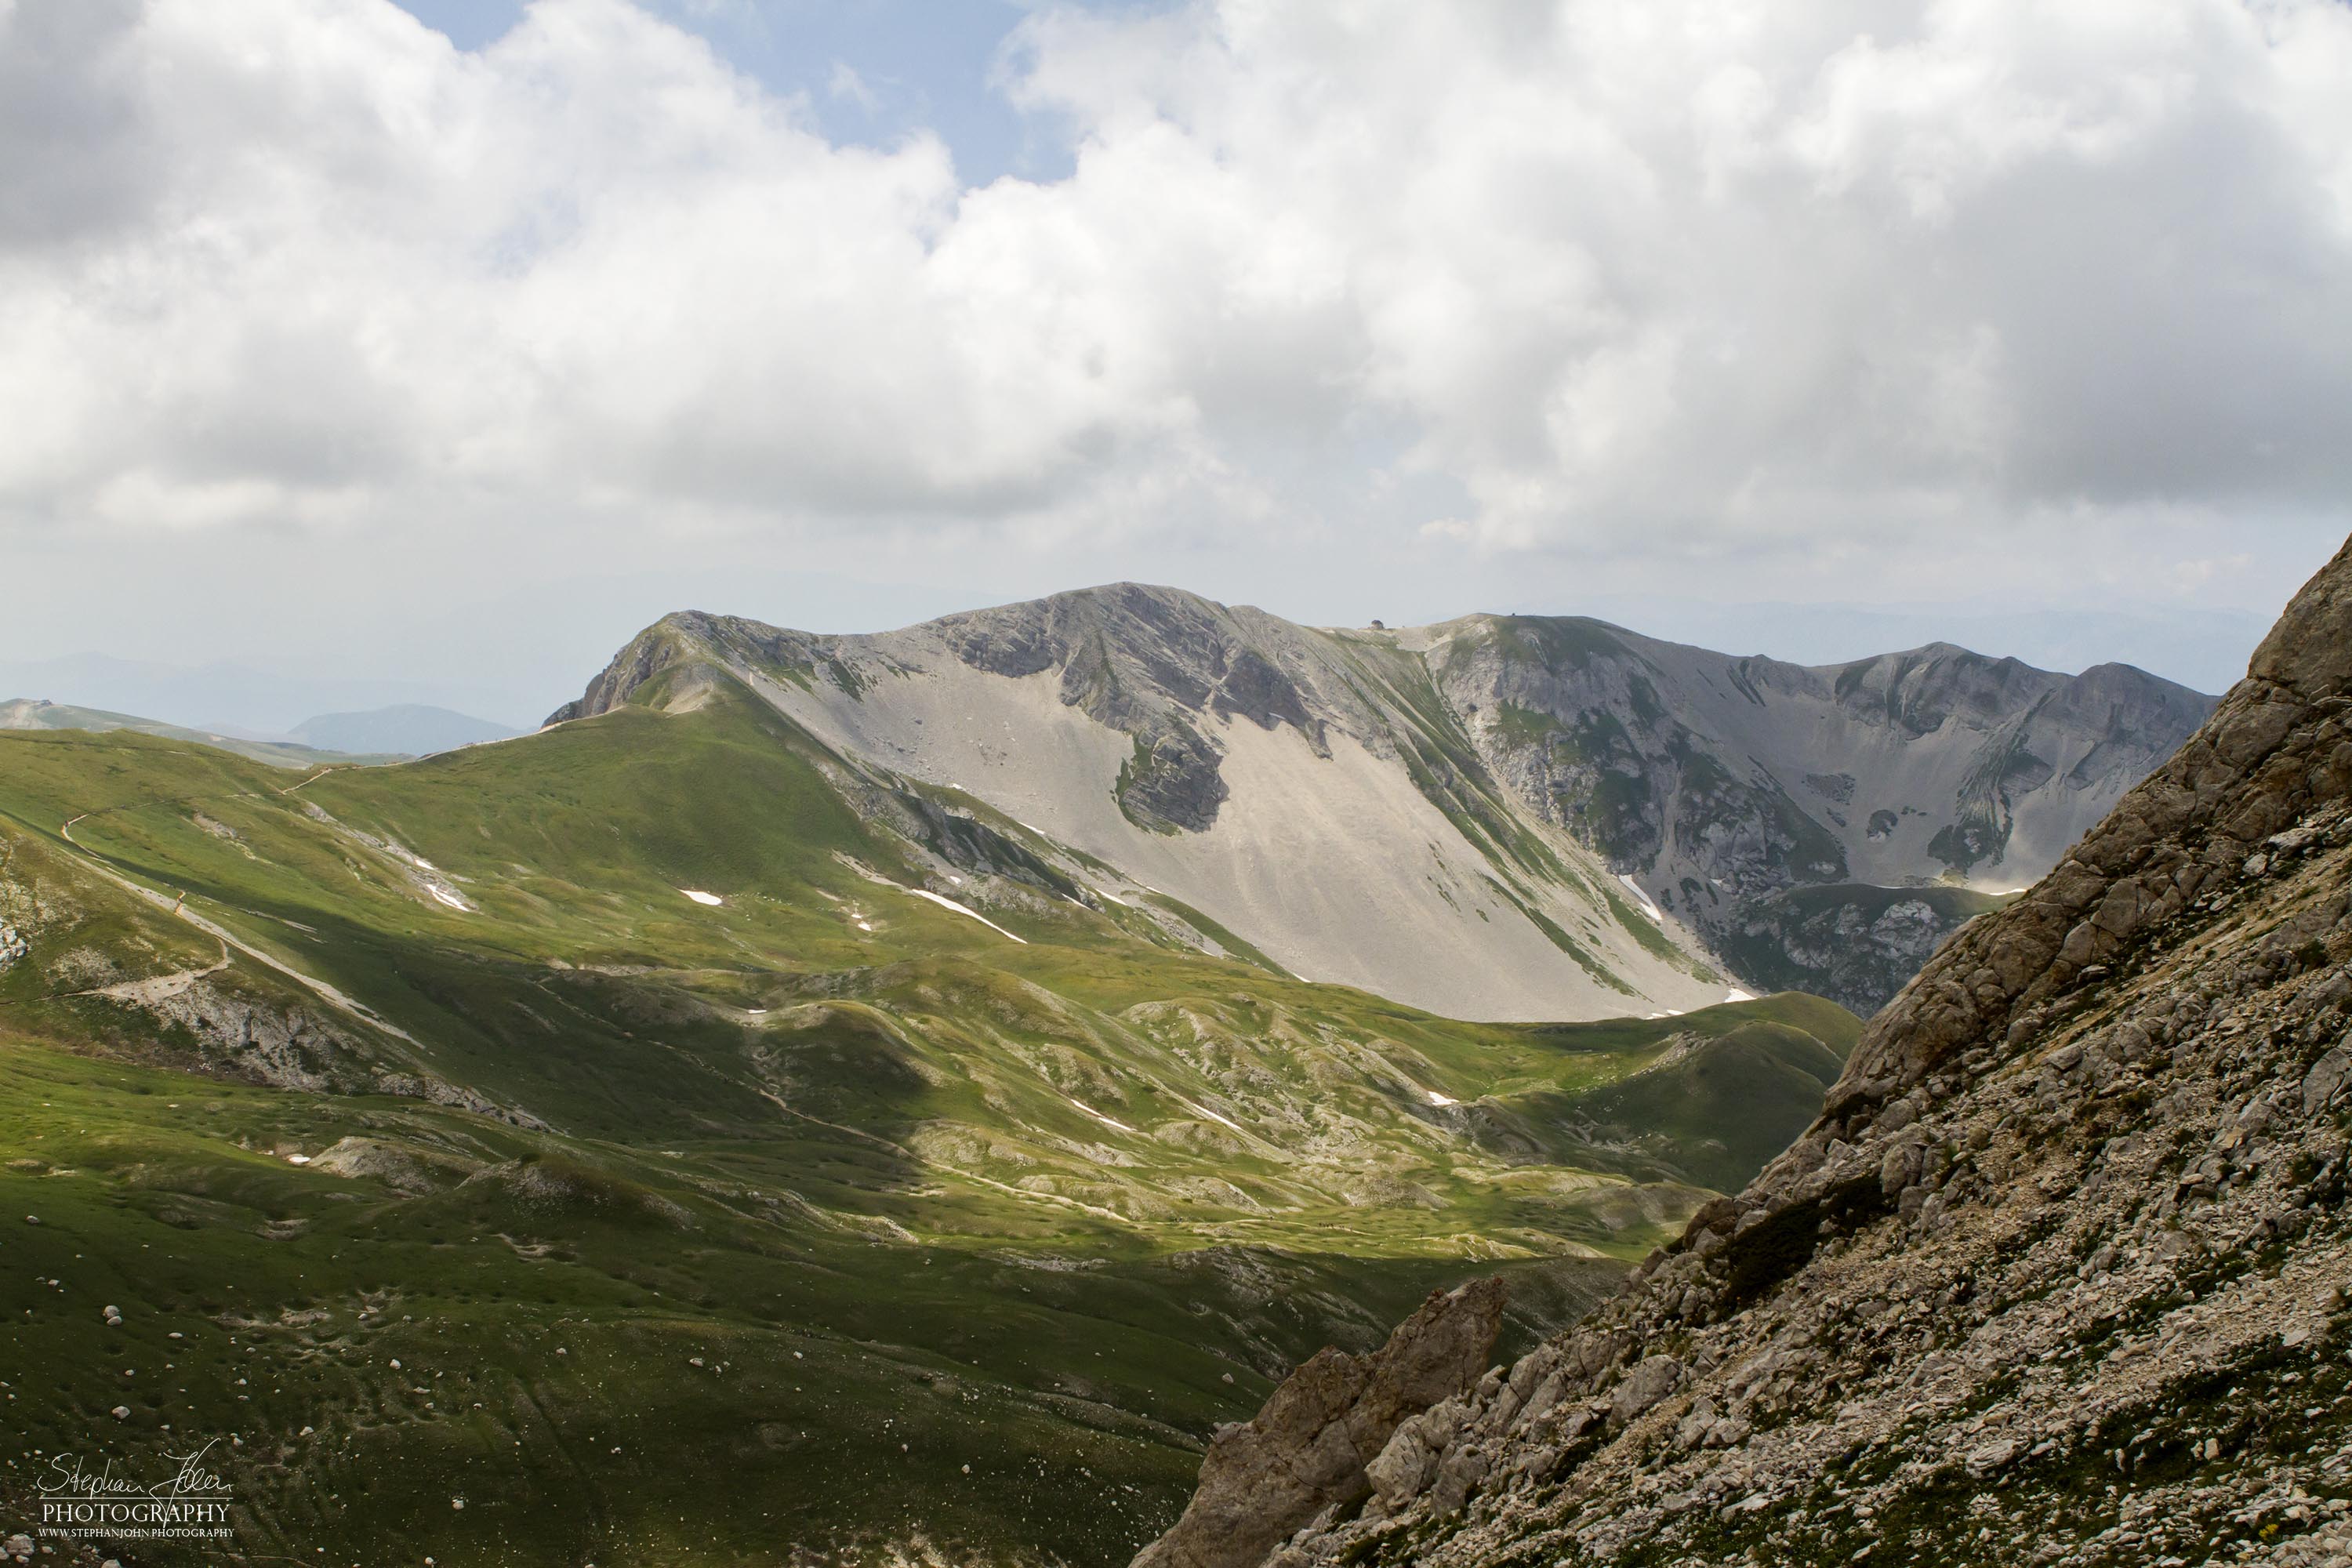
[1129,535,2352,1566]
[554,589,2209,1020]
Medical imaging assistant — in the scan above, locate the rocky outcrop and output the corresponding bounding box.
[543,615,719,724]
[1136,535,2352,1567]
[1131,1277,1507,1568]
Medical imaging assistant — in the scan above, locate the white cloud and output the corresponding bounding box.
[0,0,2347,598]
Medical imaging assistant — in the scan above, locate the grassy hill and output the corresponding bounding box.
[0,678,1857,1566]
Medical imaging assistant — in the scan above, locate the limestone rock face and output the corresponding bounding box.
[1131,535,2352,1568]
[1130,1277,1507,1568]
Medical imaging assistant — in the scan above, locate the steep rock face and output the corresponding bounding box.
[1166,535,2352,1568]
[928,586,1350,833]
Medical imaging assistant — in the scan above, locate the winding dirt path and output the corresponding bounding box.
[53,808,418,1041]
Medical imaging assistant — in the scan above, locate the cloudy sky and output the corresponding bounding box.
[3,0,2350,728]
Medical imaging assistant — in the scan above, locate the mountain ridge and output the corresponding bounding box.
[553,585,2212,1018]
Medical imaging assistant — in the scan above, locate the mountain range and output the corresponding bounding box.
[554,587,2211,1016]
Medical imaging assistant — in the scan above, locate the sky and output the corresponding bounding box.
[2,0,2350,730]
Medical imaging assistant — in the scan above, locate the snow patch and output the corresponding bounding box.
[1425,1089,1458,1108]
[1617,874,1664,922]
[285,1154,310,1165]
[1065,1097,1134,1134]
[1176,1097,1245,1134]
[905,887,1026,944]
[427,885,469,911]
[680,889,724,907]
[1723,987,1758,1004]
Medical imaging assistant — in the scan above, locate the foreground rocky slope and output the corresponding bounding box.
[1131,535,2352,1568]
[555,590,2209,1018]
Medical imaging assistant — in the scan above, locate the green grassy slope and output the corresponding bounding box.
[0,681,1860,1566]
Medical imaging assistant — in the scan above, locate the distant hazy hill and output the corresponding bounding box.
[0,696,376,768]
[290,703,519,757]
